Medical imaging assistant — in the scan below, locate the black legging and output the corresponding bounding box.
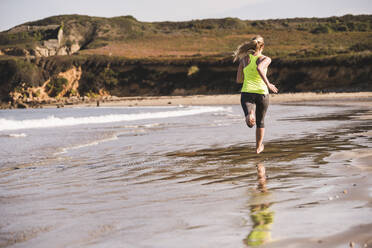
[240,92,269,128]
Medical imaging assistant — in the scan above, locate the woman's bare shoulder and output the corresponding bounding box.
[260,54,271,61]
[257,55,271,65]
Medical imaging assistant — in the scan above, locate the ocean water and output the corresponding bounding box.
[0,103,371,247]
[0,104,342,170]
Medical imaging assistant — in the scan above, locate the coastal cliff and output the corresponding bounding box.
[1,53,370,108]
[0,14,371,108]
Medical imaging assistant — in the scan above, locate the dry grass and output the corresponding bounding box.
[3,14,370,60]
[80,27,371,59]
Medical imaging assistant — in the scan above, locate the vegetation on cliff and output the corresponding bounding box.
[0,14,371,107]
[1,14,371,59]
[1,52,371,107]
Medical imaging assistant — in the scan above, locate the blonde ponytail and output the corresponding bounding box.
[233,35,265,62]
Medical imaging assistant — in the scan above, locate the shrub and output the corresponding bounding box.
[349,42,372,52]
[12,60,42,88]
[46,77,68,97]
[311,24,330,34]
[356,23,368,31]
[100,66,118,88]
[187,65,199,76]
[86,91,99,98]
[65,39,73,48]
[335,24,348,32]
[346,22,356,31]
[66,88,77,97]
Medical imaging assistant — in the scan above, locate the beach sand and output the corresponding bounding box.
[53,92,372,108]
[84,93,372,247]
[1,93,371,248]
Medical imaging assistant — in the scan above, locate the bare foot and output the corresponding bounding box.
[256,144,264,154]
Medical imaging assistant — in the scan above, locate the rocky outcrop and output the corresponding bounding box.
[1,48,30,56]
[31,25,85,57]
[2,24,84,57]
[55,66,82,97]
[33,27,67,57]
[9,66,82,107]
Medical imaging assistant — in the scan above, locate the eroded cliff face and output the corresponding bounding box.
[55,66,82,97]
[9,66,82,106]
[1,54,371,108]
[76,56,370,97]
[269,57,371,92]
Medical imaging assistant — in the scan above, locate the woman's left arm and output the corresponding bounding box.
[257,57,278,93]
[236,61,244,83]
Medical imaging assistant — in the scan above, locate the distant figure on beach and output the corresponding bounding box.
[234,35,278,154]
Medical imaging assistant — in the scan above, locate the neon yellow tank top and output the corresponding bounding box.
[241,54,269,95]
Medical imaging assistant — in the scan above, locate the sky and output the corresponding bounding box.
[0,0,371,31]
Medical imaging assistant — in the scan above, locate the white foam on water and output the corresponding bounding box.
[0,106,229,131]
[121,123,163,129]
[7,133,27,138]
[57,135,119,154]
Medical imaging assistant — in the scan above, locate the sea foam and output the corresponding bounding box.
[0,106,228,131]
[57,135,119,154]
[0,133,27,138]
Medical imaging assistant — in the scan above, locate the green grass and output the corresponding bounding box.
[0,14,371,60]
[46,77,68,97]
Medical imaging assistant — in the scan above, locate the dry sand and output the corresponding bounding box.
[54,92,372,108]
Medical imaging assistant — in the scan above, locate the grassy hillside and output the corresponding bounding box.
[0,14,371,107]
[1,14,371,59]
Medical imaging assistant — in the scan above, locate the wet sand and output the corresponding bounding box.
[165,102,372,247]
[1,97,371,248]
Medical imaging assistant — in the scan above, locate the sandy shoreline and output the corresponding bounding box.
[1,94,372,247]
[68,93,372,248]
[41,92,372,108]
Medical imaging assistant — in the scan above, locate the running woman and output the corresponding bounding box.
[234,35,278,154]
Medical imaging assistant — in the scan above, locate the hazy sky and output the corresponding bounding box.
[0,0,371,31]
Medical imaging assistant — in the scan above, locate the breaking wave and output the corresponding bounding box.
[0,106,228,131]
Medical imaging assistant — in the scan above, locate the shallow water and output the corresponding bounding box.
[0,103,371,247]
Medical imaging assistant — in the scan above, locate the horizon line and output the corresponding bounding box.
[2,12,371,32]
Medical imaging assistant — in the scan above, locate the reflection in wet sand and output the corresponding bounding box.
[1,104,371,247]
[245,163,274,247]
[256,163,267,193]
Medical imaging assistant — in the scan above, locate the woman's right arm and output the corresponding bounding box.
[257,57,278,93]
[236,61,244,83]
